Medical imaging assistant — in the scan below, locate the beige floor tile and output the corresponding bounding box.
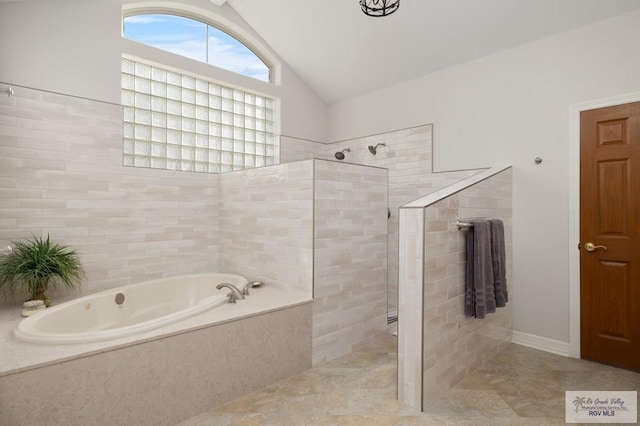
[180,335,640,426]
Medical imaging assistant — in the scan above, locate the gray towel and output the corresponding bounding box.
[464,220,496,319]
[464,223,475,317]
[489,219,508,307]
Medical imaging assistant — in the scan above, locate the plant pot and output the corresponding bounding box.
[30,278,51,307]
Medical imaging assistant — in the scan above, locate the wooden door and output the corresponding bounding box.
[580,102,640,371]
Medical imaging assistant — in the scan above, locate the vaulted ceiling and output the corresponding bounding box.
[227,0,640,104]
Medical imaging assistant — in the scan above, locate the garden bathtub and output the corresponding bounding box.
[13,273,247,344]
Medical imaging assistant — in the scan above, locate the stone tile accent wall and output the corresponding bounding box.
[312,160,388,365]
[0,86,219,301]
[421,169,513,406]
[218,161,314,297]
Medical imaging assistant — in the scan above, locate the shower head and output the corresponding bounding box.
[368,143,386,155]
[335,148,350,160]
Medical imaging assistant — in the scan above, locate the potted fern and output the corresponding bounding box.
[0,235,84,307]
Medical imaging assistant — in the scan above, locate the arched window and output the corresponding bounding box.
[124,13,270,82]
[121,11,278,173]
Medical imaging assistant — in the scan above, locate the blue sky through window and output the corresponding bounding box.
[124,14,269,82]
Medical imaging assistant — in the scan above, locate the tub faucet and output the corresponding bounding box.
[216,283,245,303]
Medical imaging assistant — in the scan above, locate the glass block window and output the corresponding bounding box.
[121,57,277,173]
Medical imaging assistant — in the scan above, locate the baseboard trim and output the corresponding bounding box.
[512,330,570,357]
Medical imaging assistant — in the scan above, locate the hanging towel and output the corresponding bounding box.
[464,223,476,317]
[464,220,496,319]
[489,219,508,307]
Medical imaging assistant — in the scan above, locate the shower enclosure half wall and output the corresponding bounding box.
[281,126,481,324]
[398,166,513,410]
[219,159,389,365]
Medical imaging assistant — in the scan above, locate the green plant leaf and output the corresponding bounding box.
[0,234,85,299]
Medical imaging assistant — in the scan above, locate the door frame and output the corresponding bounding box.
[568,91,640,358]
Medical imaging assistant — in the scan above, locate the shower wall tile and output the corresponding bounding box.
[397,207,425,409]
[218,161,314,297]
[219,159,387,363]
[280,135,324,162]
[421,168,513,405]
[312,160,388,365]
[0,86,219,302]
[280,126,478,317]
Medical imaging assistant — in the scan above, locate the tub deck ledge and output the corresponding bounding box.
[0,285,311,376]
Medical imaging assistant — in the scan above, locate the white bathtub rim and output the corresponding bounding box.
[1,285,311,377]
[13,273,246,345]
[13,295,229,345]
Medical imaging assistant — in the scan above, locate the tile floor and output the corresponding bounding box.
[180,334,640,425]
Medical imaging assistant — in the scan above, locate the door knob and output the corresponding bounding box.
[584,242,607,252]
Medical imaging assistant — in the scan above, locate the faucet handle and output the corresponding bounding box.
[242,280,263,296]
[225,292,237,303]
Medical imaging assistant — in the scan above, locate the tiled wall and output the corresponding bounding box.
[397,167,512,410]
[218,161,314,297]
[422,169,512,404]
[218,159,390,364]
[280,135,324,163]
[5,85,501,381]
[0,86,219,302]
[0,85,387,366]
[312,160,388,365]
[282,126,478,317]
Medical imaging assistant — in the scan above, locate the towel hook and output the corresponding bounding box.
[2,86,14,97]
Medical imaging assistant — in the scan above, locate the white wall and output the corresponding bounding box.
[328,10,640,343]
[0,0,327,143]
[0,0,120,103]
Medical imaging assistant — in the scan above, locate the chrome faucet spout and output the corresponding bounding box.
[216,283,245,303]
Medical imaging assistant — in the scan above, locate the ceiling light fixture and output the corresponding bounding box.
[360,0,400,17]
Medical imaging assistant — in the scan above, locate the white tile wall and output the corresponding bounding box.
[0,86,219,302]
[218,161,315,297]
[280,135,324,162]
[281,126,479,317]
[423,169,512,406]
[312,160,388,365]
[2,85,502,381]
[397,207,425,409]
[1,86,389,369]
[220,159,391,363]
